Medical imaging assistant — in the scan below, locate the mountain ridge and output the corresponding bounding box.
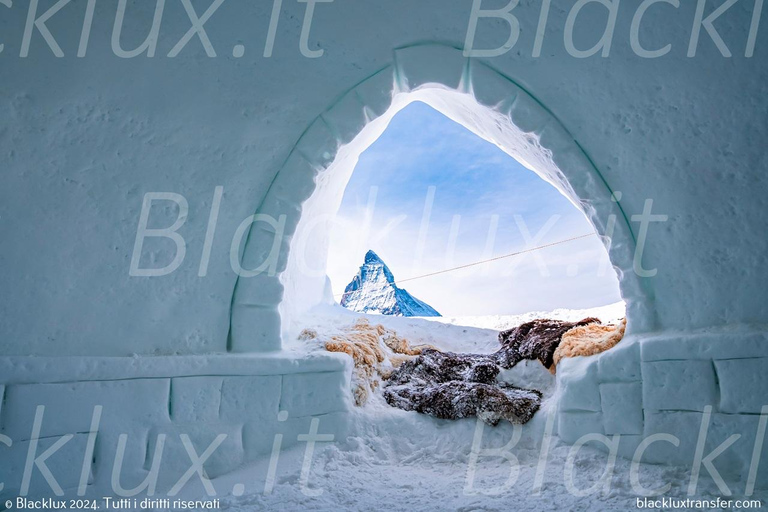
[340,250,441,317]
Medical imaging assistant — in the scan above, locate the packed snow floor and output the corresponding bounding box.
[180,303,766,511]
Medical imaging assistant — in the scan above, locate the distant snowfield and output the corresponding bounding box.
[190,302,765,511]
[288,301,626,355]
[428,301,627,331]
[370,301,627,355]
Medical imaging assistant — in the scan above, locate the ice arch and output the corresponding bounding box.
[228,43,653,353]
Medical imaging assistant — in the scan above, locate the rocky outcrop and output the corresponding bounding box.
[384,349,542,425]
[385,378,542,426]
[313,316,627,424]
[495,318,601,370]
[383,317,627,425]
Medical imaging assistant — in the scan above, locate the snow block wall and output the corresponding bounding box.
[0,353,351,498]
[557,328,768,487]
[5,1,767,357]
[1,0,767,495]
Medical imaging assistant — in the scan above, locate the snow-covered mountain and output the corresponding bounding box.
[340,250,441,317]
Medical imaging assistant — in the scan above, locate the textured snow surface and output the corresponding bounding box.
[1,2,765,506]
[2,2,767,356]
[189,304,765,511]
[340,250,441,317]
[201,419,764,512]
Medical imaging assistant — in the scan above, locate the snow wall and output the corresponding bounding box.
[1,0,767,498]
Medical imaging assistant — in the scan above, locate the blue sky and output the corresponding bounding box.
[326,101,622,316]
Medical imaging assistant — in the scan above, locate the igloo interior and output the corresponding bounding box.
[1,0,767,509]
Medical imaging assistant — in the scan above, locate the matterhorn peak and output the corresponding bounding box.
[340,251,441,317]
[364,250,384,264]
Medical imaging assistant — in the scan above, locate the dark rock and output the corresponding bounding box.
[383,318,602,425]
[384,349,540,425]
[384,380,541,426]
[386,349,499,386]
[495,317,601,370]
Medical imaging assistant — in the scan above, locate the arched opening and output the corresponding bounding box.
[220,56,657,501]
[323,100,624,329]
[229,44,655,355]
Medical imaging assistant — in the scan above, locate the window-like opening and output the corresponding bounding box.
[275,88,644,349]
[275,87,632,433]
[326,101,625,330]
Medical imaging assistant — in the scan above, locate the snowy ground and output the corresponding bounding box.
[178,303,766,511]
[286,301,627,355]
[195,416,732,512]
